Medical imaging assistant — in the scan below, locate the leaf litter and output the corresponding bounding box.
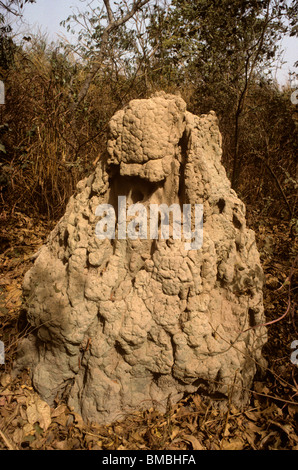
[0,211,297,450]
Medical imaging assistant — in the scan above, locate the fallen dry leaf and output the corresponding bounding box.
[221,437,245,450]
[54,440,69,450]
[170,427,180,440]
[50,404,68,419]
[12,428,23,445]
[0,373,11,388]
[244,410,260,421]
[183,434,205,450]
[26,394,51,431]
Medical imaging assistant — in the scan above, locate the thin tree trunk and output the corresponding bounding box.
[72,0,150,110]
[231,0,271,190]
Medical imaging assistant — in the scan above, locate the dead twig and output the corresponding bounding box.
[0,428,16,450]
[243,255,297,332]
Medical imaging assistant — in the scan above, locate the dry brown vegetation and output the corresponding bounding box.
[0,0,298,450]
[0,210,297,450]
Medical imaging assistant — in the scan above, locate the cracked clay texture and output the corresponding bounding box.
[15,92,267,424]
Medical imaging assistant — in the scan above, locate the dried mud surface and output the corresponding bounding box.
[0,209,297,450]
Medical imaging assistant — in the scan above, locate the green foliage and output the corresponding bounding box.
[0,0,36,71]
[287,0,298,38]
[143,0,295,188]
[147,1,287,94]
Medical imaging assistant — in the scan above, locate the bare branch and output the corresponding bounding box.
[103,0,114,24]
[0,0,21,16]
[106,0,151,33]
[73,0,151,107]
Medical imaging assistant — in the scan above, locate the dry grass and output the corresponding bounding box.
[0,35,297,451]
